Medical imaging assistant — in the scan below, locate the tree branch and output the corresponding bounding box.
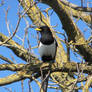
[0,14,21,46]
[0,71,26,86]
[0,64,24,71]
[83,75,92,92]
[0,54,14,64]
[59,0,92,24]
[0,32,39,63]
[0,62,91,86]
[60,0,92,12]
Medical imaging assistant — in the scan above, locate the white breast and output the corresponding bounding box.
[38,40,56,58]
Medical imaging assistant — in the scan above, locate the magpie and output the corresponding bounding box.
[35,26,58,92]
[35,26,58,62]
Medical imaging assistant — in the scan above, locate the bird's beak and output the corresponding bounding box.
[35,28,42,31]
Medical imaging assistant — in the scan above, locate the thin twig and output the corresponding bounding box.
[2,86,12,92]
[21,80,24,92]
[0,54,14,64]
[0,15,21,46]
[5,7,11,36]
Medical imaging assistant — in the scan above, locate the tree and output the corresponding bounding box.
[0,0,92,92]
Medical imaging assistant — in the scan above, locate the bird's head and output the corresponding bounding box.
[35,26,51,33]
[35,26,53,44]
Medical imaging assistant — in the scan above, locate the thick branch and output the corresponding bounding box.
[60,0,92,12]
[0,62,91,86]
[0,62,92,75]
[83,75,92,92]
[0,71,26,86]
[19,0,46,26]
[28,62,92,74]
[60,0,92,24]
[0,32,39,63]
[0,64,24,71]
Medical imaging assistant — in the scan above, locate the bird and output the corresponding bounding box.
[35,26,58,62]
[35,26,58,92]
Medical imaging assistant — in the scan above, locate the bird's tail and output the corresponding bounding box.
[40,69,50,92]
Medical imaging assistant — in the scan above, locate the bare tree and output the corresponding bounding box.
[0,0,92,92]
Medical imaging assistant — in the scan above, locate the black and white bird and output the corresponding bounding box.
[35,26,58,92]
[35,26,58,62]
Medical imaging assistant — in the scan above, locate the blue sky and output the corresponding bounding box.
[0,0,92,92]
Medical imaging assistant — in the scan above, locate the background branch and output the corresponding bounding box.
[0,32,39,64]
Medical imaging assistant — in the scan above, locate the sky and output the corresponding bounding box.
[0,0,92,92]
